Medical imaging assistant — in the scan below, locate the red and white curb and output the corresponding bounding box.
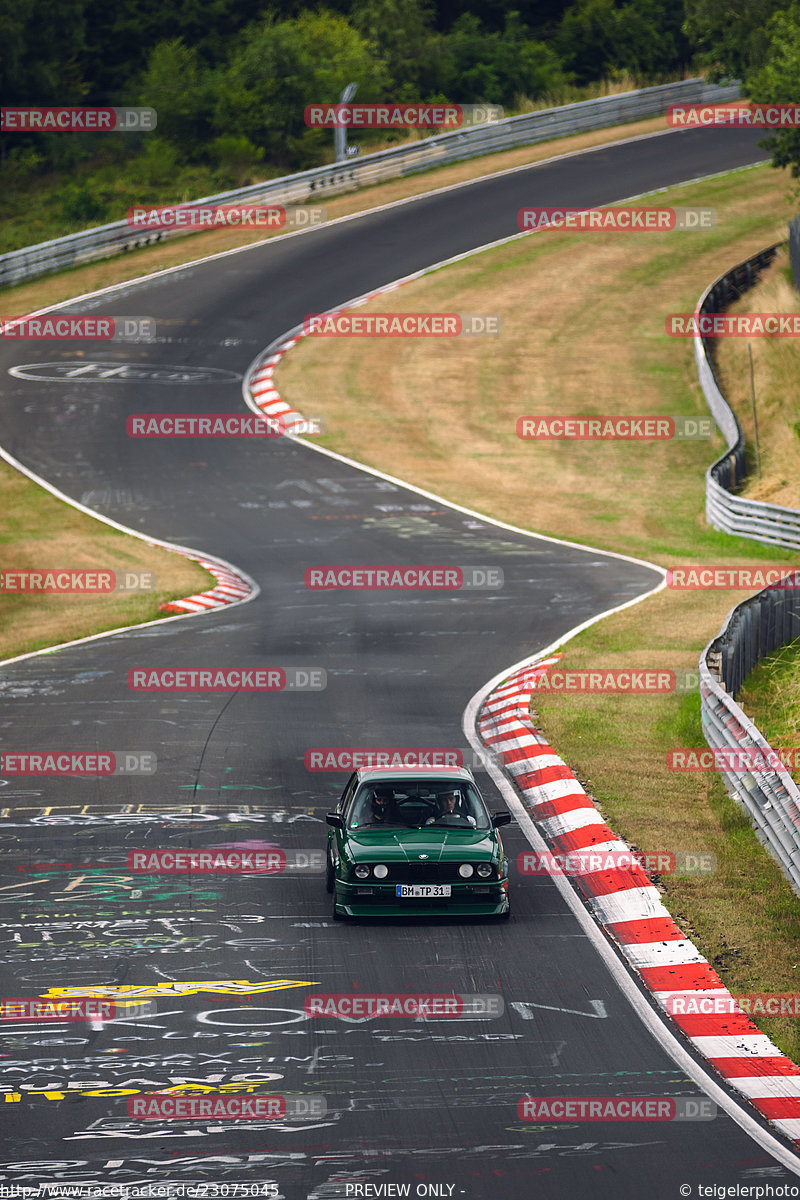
[245,281,411,431]
[479,653,800,1149]
[249,339,307,432]
[159,549,253,614]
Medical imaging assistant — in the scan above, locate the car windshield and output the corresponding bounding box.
[347,779,491,830]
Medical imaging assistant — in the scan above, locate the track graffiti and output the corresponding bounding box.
[0,915,278,964]
[0,872,222,905]
[0,1141,672,1183]
[0,805,325,828]
[62,1114,340,1140]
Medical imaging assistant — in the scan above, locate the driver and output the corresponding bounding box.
[426,788,476,826]
[370,784,395,825]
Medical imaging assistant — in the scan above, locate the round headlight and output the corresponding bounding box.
[476,863,492,878]
[354,864,370,879]
[458,863,474,878]
[373,864,389,879]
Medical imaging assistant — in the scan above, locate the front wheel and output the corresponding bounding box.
[325,850,335,893]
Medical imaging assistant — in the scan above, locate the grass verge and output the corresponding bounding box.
[714,248,800,509]
[276,160,800,1060]
[0,464,214,661]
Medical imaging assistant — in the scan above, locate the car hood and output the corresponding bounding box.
[346,828,497,862]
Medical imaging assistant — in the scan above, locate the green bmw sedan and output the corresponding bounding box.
[326,766,511,919]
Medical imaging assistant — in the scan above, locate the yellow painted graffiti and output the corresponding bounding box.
[1,1081,280,1102]
[40,979,318,998]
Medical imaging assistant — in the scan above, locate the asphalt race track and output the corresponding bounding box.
[0,126,796,1198]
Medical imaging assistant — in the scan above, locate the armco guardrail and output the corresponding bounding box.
[695,243,800,550]
[700,583,800,897]
[0,78,739,289]
[696,247,800,896]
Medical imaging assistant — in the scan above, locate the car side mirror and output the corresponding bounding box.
[491,811,511,827]
[326,812,344,829]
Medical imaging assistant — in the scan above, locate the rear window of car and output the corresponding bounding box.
[347,778,491,830]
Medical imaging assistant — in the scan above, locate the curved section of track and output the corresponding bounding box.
[0,127,794,1197]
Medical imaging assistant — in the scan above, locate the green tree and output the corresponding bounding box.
[617,0,688,78]
[81,0,270,100]
[683,0,786,82]
[434,0,572,36]
[747,3,800,187]
[0,0,36,99]
[351,0,443,99]
[214,10,389,167]
[555,0,621,83]
[438,11,565,104]
[136,40,217,160]
[491,12,567,103]
[0,0,89,166]
[0,0,87,101]
[557,0,687,85]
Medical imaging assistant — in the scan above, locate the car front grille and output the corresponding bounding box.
[352,862,496,883]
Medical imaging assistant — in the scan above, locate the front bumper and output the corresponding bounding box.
[334,879,509,918]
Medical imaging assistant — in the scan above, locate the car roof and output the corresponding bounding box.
[354,766,475,783]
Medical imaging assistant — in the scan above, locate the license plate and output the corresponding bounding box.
[396,884,451,898]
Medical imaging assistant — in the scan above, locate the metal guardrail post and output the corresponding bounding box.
[335,83,358,164]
